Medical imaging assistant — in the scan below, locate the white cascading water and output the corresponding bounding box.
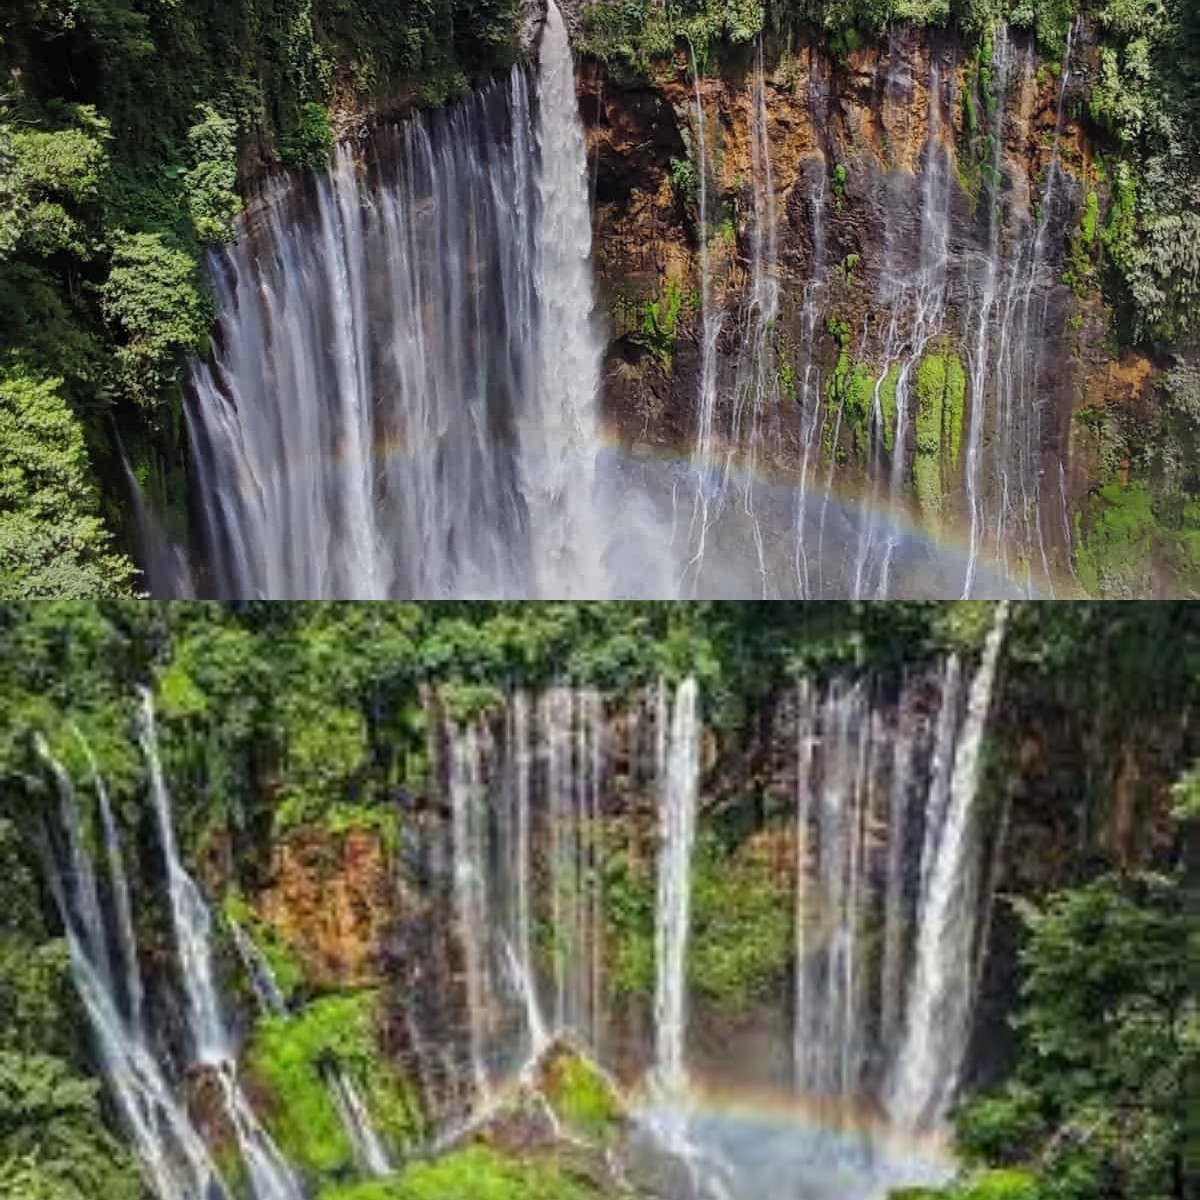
[508,691,549,1059]
[187,0,616,600]
[651,678,701,1119]
[789,605,1009,1137]
[138,690,305,1200]
[437,683,610,1112]
[37,738,230,1200]
[683,47,725,589]
[963,25,1077,597]
[888,600,1010,1128]
[527,0,607,596]
[448,720,495,1101]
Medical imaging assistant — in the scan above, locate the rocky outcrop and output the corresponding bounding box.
[257,828,395,989]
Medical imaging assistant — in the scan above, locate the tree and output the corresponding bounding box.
[958,873,1198,1200]
[0,369,135,598]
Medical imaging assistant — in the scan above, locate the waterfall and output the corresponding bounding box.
[229,917,290,1017]
[851,55,954,599]
[888,600,1009,1128]
[652,678,701,1107]
[527,0,606,596]
[438,684,609,1105]
[138,690,304,1200]
[963,24,1077,596]
[684,47,725,586]
[508,692,549,1059]
[74,726,145,1032]
[962,26,1015,598]
[37,739,230,1200]
[726,41,780,596]
[791,607,1008,1129]
[448,721,494,1101]
[186,1,606,599]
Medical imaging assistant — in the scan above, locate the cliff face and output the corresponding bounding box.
[575,26,1154,591]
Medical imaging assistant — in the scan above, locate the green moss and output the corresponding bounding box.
[317,1145,613,1200]
[279,103,334,171]
[249,992,420,1182]
[944,353,966,468]
[880,363,901,454]
[913,346,966,519]
[915,353,945,518]
[542,1050,622,1142]
[1076,481,1158,598]
[602,840,655,999]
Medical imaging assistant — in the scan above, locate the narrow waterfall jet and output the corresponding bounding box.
[651,678,701,1137]
[139,689,304,1200]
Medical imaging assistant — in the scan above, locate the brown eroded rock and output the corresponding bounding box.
[257,827,394,989]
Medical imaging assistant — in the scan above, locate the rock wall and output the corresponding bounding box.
[575,24,1150,589]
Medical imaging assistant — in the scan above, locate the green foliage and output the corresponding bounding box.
[639,278,685,371]
[689,830,792,1008]
[1009,0,1076,54]
[250,991,419,1181]
[832,162,848,210]
[184,104,242,243]
[0,1053,142,1200]
[1,108,111,261]
[101,231,211,409]
[1086,2,1200,343]
[0,369,136,598]
[956,873,1197,1200]
[602,837,656,998]
[280,103,334,171]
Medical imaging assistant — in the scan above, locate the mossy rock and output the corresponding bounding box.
[316,1144,623,1200]
[913,344,967,520]
[538,1045,625,1143]
[248,991,421,1182]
